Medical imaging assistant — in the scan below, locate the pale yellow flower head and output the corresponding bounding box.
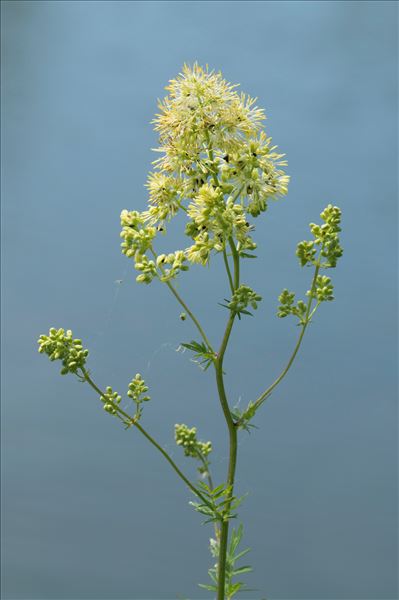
[120,63,290,281]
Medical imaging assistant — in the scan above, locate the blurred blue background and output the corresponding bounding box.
[1,1,397,598]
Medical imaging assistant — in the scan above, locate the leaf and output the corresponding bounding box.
[188,502,214,517]
[229,581,244,594]
[180,340,215,370]
[230,493,248,512]
[232,565,253,576]
[229,524,243,554]
[218,302,230,310]
[198,583,217,591]
[239,252,257,259]
[233,547,251,562]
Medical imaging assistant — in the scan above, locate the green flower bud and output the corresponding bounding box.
[228,285,262,315]
[37,328,89,375]
[296,241,316,267]
[174,423,212,459]
[126,374,150,420]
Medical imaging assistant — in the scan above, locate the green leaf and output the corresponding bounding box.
[232,565,253,575]
[229,523,243,554]
[233,548,251,561]
[180,340,215,370]
[198,583,217,591]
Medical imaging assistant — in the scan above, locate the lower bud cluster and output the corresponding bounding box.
[175,423,212,458]
[37,328,88,375]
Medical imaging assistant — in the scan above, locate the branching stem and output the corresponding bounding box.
[252,258,322,412]
[81,368,215,512]
[223,249,234,295]
[150,248,214,353]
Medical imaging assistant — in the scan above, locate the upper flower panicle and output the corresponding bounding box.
[120,63,289,280]
[154,63,265,154]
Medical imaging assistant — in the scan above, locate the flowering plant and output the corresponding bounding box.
[38,64,343,599]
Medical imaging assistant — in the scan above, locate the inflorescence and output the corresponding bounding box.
[278,204,343,323]
[37,328,89,375]
[175,423,212,458]
[120,63,289,282]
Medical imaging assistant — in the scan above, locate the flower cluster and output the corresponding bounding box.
[296,204,343,268]
[156,250,189,281]
[145,172,185,223]
[120,210,158,283]
[185,189,256,265]
[278,205,342,324]
[134,254,158,284]
[120,210,156,258]
[308,275,334,302]
[277,275,334,323]
[120,63,289,281]
[228,284,262,315]
[37,328,88,375]
[277,290,307,322]
[127,374,150,419]
[175,423,212,458]
[102,386,122,415]
[219,132,289,217]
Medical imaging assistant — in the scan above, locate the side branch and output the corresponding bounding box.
[252,260,322,412]
[150,248,214,353]
[81,368,215,512]
[222,249,234,295]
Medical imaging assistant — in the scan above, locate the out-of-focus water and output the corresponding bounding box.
[1,1,397,598]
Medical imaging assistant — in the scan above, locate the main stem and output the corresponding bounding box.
[202,128,241,597]
[215,238,240,600]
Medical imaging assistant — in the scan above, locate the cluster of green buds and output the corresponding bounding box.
[120,210,158,283]
[134,254,158,284]
[277,277,335,324]
[277,290,307,322]
[278,204,342,324]
[120,63,289,280]
[156,250,189,281]
[127,373,150,420]
[102,386,122,415]
[296,204,343,268]
[309,275,334,302]
[37,328,88,375]
[228,284,262,315]
[175,423,212,458]
[120,210,156,257]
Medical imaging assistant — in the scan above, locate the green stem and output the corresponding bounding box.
[252,261,321,412]
[197,452,215,491]
[150,248,214,352]
[223,249,234,295]
[228,238,240,287]
[215,237,240,600]
[81,368,214,512]
[197,451,220,540]
[202,125,243,598]
[202,124,220,188]
[165,280,214,351]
